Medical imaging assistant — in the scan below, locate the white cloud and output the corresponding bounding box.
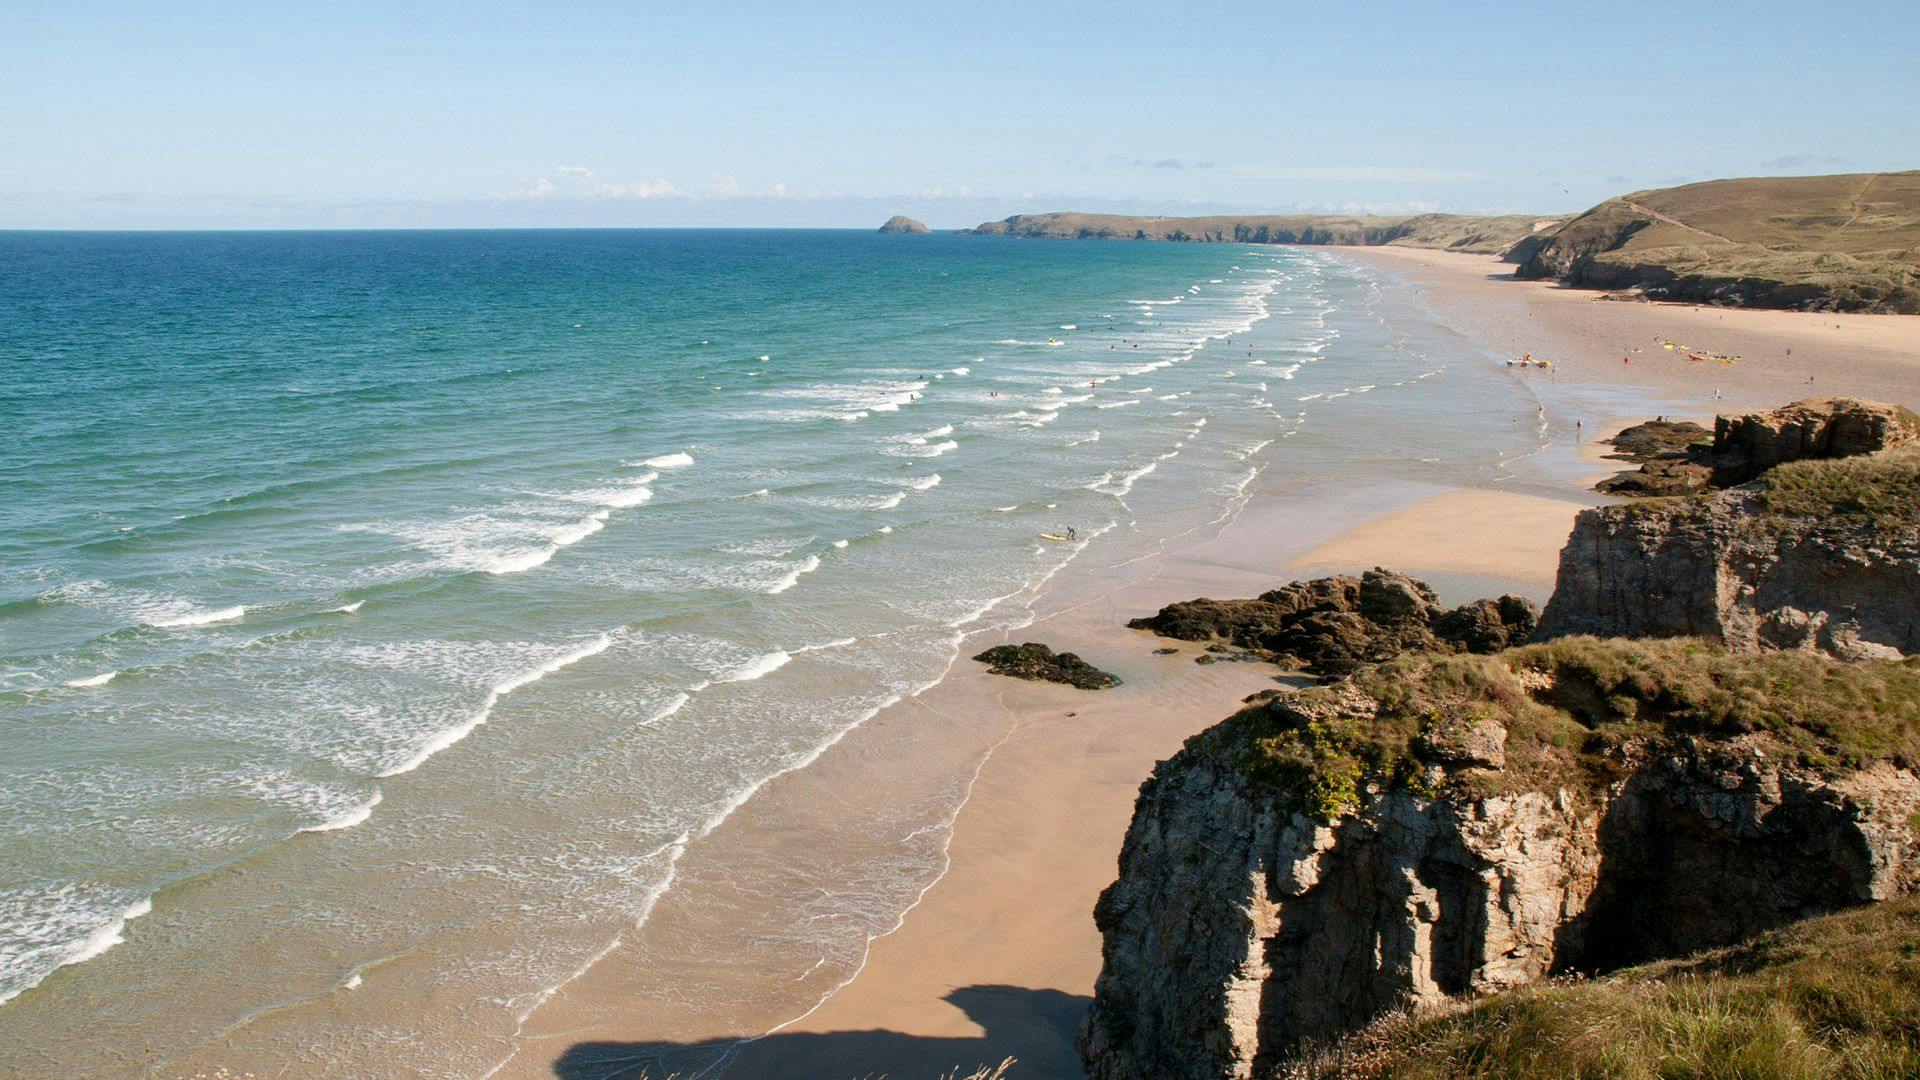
[504,165,682,201]
[1229,164,1485,183]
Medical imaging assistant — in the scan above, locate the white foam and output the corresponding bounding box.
[992,505,1019,512]
[300,788,384,833]
[879,526,893,534]
[552,511,611,546]
[149,605,245,629]
[873,492,907,510]
[63,671,117,688]
[832,539,850,549]
[378,634,614,777]
[333,601,364,614]
[1066,431,1101,446]
[64,899,151,969]
[950,366,970,375]
[919,424,954,439]
[904,474,941,490]
[1059,324,1077,330]
[765,555,821,595]
[1095,399,1139,410]
[637,451,694,469]
[722,650,792,683]
[592,484,654,508]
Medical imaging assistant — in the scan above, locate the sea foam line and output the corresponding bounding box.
[765,555,821,595]
[149,605,245,629]
[378,633,614,777]
[634,451,694,469]
[0,896,155,1007]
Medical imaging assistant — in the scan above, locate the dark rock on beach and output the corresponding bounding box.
[1603,419,1711,462]
[973,642,1119,689]
[1127,568,1538,680]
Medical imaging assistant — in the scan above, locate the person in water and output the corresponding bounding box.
[1066,526,1078,540]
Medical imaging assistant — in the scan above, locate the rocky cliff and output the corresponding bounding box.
[1079,640,1920,1079]
[1541,404,1920,661]
[1596,397,1920,497]
[1538,488,1920,661]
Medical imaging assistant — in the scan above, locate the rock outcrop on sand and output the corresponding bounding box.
[1602,418,1711,463]
[877,215,931,234]
[973,642,1118,689]
[1127,570,1538,679]
[1078,640,1920,1079]
[1597,398,1920,497]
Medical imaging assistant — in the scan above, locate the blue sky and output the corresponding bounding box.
[3,0,1915,228]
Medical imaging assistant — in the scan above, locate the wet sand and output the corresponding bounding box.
[495,249,1919,1080]
[1292,489,1581,589]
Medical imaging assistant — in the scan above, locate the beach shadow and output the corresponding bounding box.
[551,984,1090,1080]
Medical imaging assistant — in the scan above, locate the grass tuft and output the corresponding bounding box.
[1282,898,1920,1078]
[1761,445,1920,529]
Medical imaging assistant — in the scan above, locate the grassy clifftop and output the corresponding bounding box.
[1516,171,1920,312]
[1291,895,1920,1079]
[1194,636,1920,821]
[960,212,1559,256]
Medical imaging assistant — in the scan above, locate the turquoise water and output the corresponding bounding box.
[0,230,1563,1073]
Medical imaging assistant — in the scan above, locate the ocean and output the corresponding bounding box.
[0,230,1572,1075]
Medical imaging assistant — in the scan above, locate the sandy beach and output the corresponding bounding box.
[496,250,1920,1080]
[1339,246,1920,413]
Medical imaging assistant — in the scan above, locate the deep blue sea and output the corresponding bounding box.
[0,230,1565,1074]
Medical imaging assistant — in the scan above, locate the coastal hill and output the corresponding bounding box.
[1516,171,1920,312]
[962,171,1920,312]
[959,212,1559,256]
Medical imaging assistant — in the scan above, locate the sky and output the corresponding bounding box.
[2,0,1916,229]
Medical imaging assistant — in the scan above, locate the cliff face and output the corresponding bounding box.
[1079,644,1920,1078]
[1538,492,1920,661]
[1547,402,1920,660]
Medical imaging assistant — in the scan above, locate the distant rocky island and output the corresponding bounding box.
[877,214,930,234]
[962,171,1920,313]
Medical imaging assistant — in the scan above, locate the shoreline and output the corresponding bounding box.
[494,247,1920,1080]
